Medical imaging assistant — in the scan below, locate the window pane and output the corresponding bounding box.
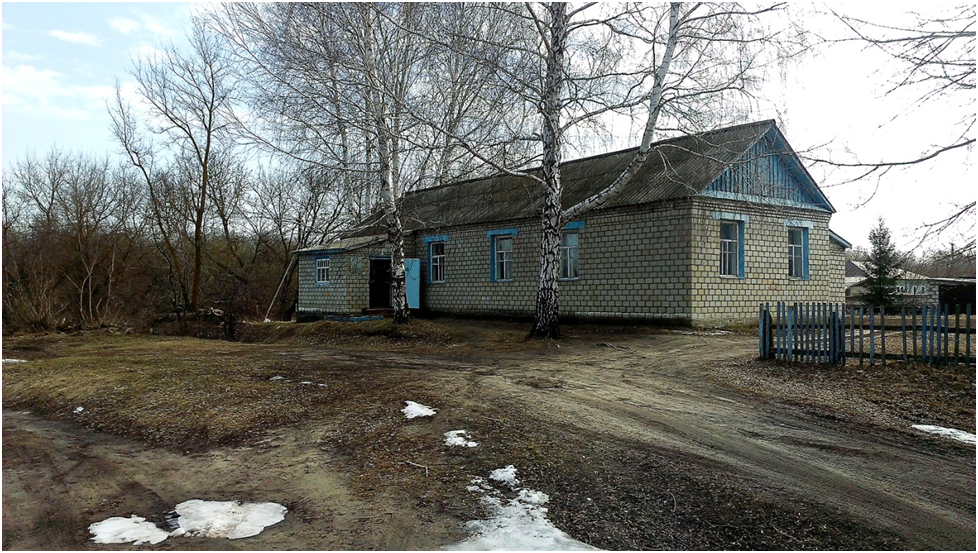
[494,236,513,280]
[721,222,738,240]
[788,228,802,247]
[720,222,739,277]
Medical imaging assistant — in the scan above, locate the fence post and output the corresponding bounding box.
[848,305,855,367]
[954,304,960,366]
[912,307,918,360]
[967,304,972,365]
[858,306,864,366]
[922,305,929,363]
[901,307,908,364]
[943,304,950,366]
[869,307,876,366]
[785,302,798,361]
[880,306,886,364]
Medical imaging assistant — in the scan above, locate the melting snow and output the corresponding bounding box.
[448,466,600,551]
[445,430,479,448]
[489,465,519,487]
[269,376,285,381]
[402,401,437,419]
[912,424,976,444]
[2,358,27,363]
[89,500,286,545]
[74,406,84,414]
[170,500,287,539]
[89,515,170,545]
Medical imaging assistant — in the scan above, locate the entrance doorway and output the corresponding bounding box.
[368,258,392,308]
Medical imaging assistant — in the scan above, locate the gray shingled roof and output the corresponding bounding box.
[355,120,777,235]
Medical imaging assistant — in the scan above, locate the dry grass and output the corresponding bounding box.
[6,319,973,454]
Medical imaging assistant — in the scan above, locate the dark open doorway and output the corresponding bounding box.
[368,258,392,308]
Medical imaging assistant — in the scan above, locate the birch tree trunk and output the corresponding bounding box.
[530,2,570,338]
[364,8,409,323]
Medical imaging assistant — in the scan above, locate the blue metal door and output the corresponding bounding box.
[404,258,420,309]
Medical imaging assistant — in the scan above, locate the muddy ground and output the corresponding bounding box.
[3,321,975,550]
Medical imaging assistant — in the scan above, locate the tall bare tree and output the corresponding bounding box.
[208,2,535,323]
[110,20,235,312]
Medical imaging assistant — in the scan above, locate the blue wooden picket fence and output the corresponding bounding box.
[759,302,976,366]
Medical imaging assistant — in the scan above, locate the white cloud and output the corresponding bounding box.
[138,14,175,37]
[47,30,102,47]
[3,51,42,63]
[2,64,115,121]
[109,17,141,35]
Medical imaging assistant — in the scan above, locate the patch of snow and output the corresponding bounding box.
[912,424,977,445]
[445,430,478,448]
[318,383,328,388]
[448,467,600,551]
[89,515,169,545]
[74,406,84,414]
[170,499,287,539]
[669,329,731,336]
[402,401,437,419]
[300,381,313,385]
[269,376,285,381]
[2,358,27,363]
[489,465,519,487]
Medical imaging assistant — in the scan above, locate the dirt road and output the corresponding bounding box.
[3,327,974,550]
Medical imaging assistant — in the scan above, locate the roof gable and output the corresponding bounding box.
[702,126,834,212]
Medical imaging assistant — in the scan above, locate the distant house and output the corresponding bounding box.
[295,120,849,326]
[845,261,977,307]
[845,260,936,306]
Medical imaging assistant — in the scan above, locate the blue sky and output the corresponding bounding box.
[1,2,973,252]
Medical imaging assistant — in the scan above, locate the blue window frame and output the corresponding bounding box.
[560,220,584,280]
[487,228,518,282]
[715,212,747,278]
[315,256,330,285]
[785,220,811,279]
[424,235,449,284]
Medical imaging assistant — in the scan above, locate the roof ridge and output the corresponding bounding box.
[403,119,775,197]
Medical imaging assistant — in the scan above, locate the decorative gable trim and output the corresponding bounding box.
[703,127,834,213]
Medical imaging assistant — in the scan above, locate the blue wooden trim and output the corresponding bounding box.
[427,240,446,284]
[297,248,348,256]
[802,227,810,279]
[737,221,745,278]
[713,211,750,222]
[785,223,811,280]
[828,230,851,249]
[703,190,832,212]
[314,255,331,286]
[563,220,585,230]
[489,231,516,282]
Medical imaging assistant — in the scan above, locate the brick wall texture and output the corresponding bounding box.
[298,197,845,326]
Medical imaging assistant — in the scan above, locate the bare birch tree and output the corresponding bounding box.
[428,2,793,337]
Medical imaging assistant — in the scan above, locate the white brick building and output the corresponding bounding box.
[295,120,849,326]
